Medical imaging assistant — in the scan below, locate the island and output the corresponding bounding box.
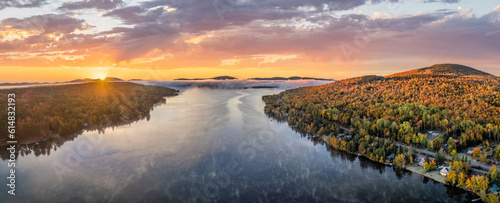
[263,64,500,202]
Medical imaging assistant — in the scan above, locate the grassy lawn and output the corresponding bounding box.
[406,164,447,183]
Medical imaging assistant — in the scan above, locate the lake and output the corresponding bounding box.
[1,83,478,202]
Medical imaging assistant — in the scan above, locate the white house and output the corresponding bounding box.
[440,166,451,176]
[416,157,425,166]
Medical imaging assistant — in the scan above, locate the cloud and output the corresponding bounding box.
[99,23,181,61]
[105,0,406,32]
[220,59,240,66]
[188,8,500,67]
[0,0,45,10]
[253,54,297,65]
[0,14,102,59]
[102,6,150,24]
[1,14,89,35]
[0,0,498,73]
[425,0,460,3]
[96,0,390,62]
[59,0,124,10]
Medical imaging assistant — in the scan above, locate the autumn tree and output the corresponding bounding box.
[393,154,406,167]
[466,175,489,194]
[496,146,500,161]
[473,147,481,158]
[447,137,456,153]
[459,172,467,187]
[488,165,499,185]
[424,160,437,171]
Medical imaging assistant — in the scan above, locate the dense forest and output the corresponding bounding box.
[263,64,500,202]
[0,81,178,146]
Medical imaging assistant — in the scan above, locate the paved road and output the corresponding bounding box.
[339,126,352,133]
[392,142,496,173]
[393,142,435,157]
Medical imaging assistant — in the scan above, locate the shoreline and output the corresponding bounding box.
[323,140,447,184]
[280,118,490,201]
[269,116,485,200]
[315,137,486,200]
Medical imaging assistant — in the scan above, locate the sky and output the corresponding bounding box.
[0,0,499,82]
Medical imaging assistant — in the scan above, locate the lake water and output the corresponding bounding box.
[1,85,478,202]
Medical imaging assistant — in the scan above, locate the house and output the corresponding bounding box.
[416,157,425,166]
[386,153,396,162]
[453,139,460,144]
[467,149,474,155]
[418,159,426,166]
[440,166,451,176]
[339,134,352,141]
[490,184,500,195]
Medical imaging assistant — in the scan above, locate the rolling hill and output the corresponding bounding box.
[386,64,492,78]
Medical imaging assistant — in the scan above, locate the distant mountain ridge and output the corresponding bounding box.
[0,82,49,86]
[174,76,237,81]
[175,76,334,81]
[250,76,335,81]
[386,64,492,78]
[1,76,332,86]
[0,77,128,86]
[68,77,125,83]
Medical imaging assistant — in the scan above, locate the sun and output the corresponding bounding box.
[94,73,107,80]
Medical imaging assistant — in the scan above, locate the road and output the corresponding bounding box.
[392,142,494,174]
[339,126,352,133]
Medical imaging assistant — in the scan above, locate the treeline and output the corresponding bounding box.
[0,82,177,144]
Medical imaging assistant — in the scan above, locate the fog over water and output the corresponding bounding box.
[0,81,478,202]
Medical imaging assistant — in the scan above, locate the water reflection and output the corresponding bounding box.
[0,116,151,161]
[1,87,479,202]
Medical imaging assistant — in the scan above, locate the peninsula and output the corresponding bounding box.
[0,81,178,145]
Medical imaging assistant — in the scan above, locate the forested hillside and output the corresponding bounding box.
[0,82,178,144]
[387,64,492,78]
[263,64,500,202]
[264,64,500,150]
